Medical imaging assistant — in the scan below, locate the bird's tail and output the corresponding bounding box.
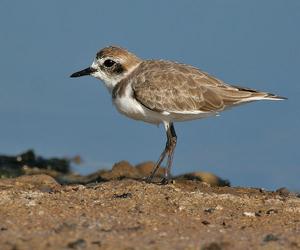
[230,85,287,102]
[261,92,287,101]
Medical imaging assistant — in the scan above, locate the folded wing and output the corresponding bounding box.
[132,60,284,114]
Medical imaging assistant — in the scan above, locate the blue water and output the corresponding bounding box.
[0,1,299,190]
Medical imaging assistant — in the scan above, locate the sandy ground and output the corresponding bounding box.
[0,172,299,250]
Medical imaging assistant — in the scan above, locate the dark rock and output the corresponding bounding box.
[0,150,70,178]
[67,239,86,249]
[263,234,279,242]
[202,220,210,225]
[255,211,262,217]
[113,192,132,199]
[275,187,290,196]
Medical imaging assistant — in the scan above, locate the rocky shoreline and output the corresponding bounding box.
[0,150,230,187]
[0,151,299,249]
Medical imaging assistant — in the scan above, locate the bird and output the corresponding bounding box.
[70,45,286,184]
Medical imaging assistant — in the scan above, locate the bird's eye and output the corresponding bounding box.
[103,59,116,68]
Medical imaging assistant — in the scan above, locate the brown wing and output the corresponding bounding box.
[131,60,265,113]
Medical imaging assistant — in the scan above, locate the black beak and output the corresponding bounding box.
[70,67,96,78]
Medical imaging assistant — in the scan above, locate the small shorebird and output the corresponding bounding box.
[70,46,286,184]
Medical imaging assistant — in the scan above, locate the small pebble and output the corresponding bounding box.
[275,187,290,196]
[263,234,279,242]
[215,205,223,210]
[204,208,215,213]
[243,212,256,217]
[202,220,210,225]
[113,192,132,199]
[266,209,278,215]
[67,239,86,249]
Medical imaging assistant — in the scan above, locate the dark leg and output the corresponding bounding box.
[146,144,168,182]
[161,123,177,184]
[146,122,177,184]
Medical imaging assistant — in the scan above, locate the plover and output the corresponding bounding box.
[70,46,286,184]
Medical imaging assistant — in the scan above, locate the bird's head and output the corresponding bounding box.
[70,46,141,91]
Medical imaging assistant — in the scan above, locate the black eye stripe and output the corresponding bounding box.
[103,59,116,67]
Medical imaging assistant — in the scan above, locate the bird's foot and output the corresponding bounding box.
[160,177,172,185]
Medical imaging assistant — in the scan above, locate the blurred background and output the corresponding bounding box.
[0,0,299,190]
